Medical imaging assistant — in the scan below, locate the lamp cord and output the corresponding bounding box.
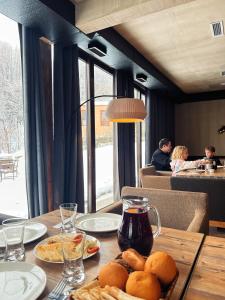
[66,94,124,131]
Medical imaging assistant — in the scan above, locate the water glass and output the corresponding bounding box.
[2,218,26,261]
[61,230,86,285]
[59,203,78,232]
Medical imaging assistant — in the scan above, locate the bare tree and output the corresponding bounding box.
[0,40,23,153]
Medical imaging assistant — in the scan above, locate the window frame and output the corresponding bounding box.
[134,83,146,186]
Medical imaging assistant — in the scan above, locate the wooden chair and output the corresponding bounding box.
[0,159,19,180]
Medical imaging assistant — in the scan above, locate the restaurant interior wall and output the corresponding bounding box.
[175,99,225,156]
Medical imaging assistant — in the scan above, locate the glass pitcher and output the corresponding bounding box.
[118,197,161,256]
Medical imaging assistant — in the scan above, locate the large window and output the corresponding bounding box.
[78,57,115,212]
[0,13,27,217]
[94,65,114,210]
[78,59,88,211]
[134,87,146,186]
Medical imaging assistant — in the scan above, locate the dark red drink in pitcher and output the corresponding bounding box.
[118,198,161,256]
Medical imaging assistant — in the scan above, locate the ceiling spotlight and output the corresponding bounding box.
[88,41,107,57]
[136,73,148,83]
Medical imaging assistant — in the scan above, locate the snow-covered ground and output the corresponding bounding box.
[0,156,28,218]
[0,143,145,216]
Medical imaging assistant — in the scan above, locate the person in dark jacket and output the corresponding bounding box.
[204,145,222,166]
[151,138,172,171]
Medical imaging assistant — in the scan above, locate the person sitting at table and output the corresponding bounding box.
[151,138,172,171]
[170,146,205,175]
[204,145,222,166]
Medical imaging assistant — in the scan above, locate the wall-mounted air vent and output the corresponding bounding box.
[221,71,225,77]
[210,21,224,37]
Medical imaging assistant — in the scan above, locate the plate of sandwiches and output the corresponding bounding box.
[33,234,100,263]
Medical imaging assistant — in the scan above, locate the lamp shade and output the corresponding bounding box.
[105,98,147,122]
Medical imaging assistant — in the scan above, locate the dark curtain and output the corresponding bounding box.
[53,44,84,212]
[19,25,48,217]
[145,90,175,164]
[117,70,136,191]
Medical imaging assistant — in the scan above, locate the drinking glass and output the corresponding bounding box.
[59,203,78,233]
[2,218,26,261]
[61,230,86,286]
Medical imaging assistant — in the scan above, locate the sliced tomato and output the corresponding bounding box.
[73,234,83,243]
[87,246,99,254]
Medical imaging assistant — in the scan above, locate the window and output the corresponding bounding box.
[81,110,87,126]
[78,58,88,211]
[100,110,110,126]
[78,58,115,212]
[134,87,146,186]
[94,65,114,210]
[0,13,27,217]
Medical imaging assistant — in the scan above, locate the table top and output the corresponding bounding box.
[24,210,204,300]
[177,167,225,178]
[184,235,225,299]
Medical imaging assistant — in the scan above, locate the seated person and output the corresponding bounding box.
[204,145,221,166]
[170,146,205,175]
[151,138,172,171]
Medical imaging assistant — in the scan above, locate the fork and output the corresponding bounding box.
[48,277,68,300]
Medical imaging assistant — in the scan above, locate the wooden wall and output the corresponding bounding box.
[175,99,225,156]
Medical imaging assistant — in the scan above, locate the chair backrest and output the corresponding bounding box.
[121,186,209,234]
[140,166,157,176]
[140,166,172,189]
[140,174,171,190]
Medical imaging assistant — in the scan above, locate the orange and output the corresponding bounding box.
[98,262,128,290]
[144,251,177,285]
[126,271,161,300]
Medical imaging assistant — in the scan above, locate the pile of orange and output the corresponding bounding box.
[98,250,177,300]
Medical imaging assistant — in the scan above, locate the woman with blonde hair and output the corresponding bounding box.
[170,146,205,175]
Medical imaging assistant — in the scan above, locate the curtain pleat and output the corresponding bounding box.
[117,70,136,191]
[53,44,84,212]
[145,90,175,164]
[19,25,48,217]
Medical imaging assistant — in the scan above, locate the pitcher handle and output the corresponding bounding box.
[149,205,161,239]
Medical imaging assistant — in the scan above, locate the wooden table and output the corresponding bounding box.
[24,210,204,300]
[177,167,225,178]
[184,236,225,299]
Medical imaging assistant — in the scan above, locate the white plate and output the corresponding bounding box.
[217,165,224,169]
[0,262,46,300]
[76,213,122,233]
[0,222,47,247]
[33,234,100,263]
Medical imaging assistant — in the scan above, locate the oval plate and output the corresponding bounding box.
[33,234,100,263]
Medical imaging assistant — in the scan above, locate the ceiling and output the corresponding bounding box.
[115,0,225,93]
[74,0,225,94]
